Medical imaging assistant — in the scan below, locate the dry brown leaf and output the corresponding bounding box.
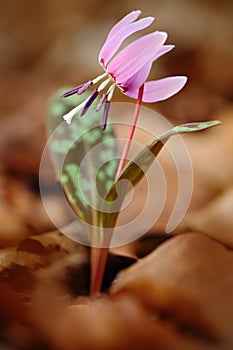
[0,172,70,247]
[111,233,233,350]
[181,187,233,248]
[0,231,85,296]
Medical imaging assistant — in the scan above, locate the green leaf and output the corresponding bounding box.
[47,88,118,226]
[101,120,221,229]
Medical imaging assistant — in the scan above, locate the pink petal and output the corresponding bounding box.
[125,76,188,102]
[154,44,175,60]
[122,45,175,92]
[99,11,142,66]
[107,31,168,84]
[122,61,153,92]
[107,10,142,37]
[99,16,154,66]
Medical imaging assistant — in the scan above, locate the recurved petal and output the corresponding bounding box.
[99,16,154,66]
[106,10,142,38]
[122,45,175,92]
[154,44,175,60]
[107,31,168,84]
[125,76,188,102]
[122,61,153,92]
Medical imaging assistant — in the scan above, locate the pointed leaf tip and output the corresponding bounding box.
[173,120,221,134]
[101,119,221,229]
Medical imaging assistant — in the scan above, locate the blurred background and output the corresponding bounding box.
[0,1,233,349]
[0,0,232,238]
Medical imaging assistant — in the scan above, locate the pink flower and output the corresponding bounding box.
[62,10,187,128]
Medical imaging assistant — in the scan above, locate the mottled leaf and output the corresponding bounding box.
[47,88,118,227]
[101,121,221,229]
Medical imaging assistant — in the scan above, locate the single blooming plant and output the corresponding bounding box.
[46,10,220,298]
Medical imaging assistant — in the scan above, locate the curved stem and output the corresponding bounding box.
[115,84,144,179]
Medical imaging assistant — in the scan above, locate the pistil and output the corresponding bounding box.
[63,96,91,124]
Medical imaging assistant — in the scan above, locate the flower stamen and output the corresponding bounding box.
[61,73,108,99]
[97,77,112,92]
[77,80,93,95]
[96,93,107,112]
[92,72,108,84]
[61,84,85,98]
[99,83,116,130]
[101,101,110,130]
[80,89,99,117]
[107,83,116,101]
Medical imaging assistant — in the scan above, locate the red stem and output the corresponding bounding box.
[90,247,100,296]
[89,84,144,298]
[115,84,144,179]
[90,247,108,298]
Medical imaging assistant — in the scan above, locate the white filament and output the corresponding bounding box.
[107,83,116,101]
[63,95,90,124]
[63,73,116,124]
[97,77,112,92]
[92,72,108,85]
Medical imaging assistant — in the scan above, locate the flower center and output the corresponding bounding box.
[118,84,128,93]
[62,73,117,128]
